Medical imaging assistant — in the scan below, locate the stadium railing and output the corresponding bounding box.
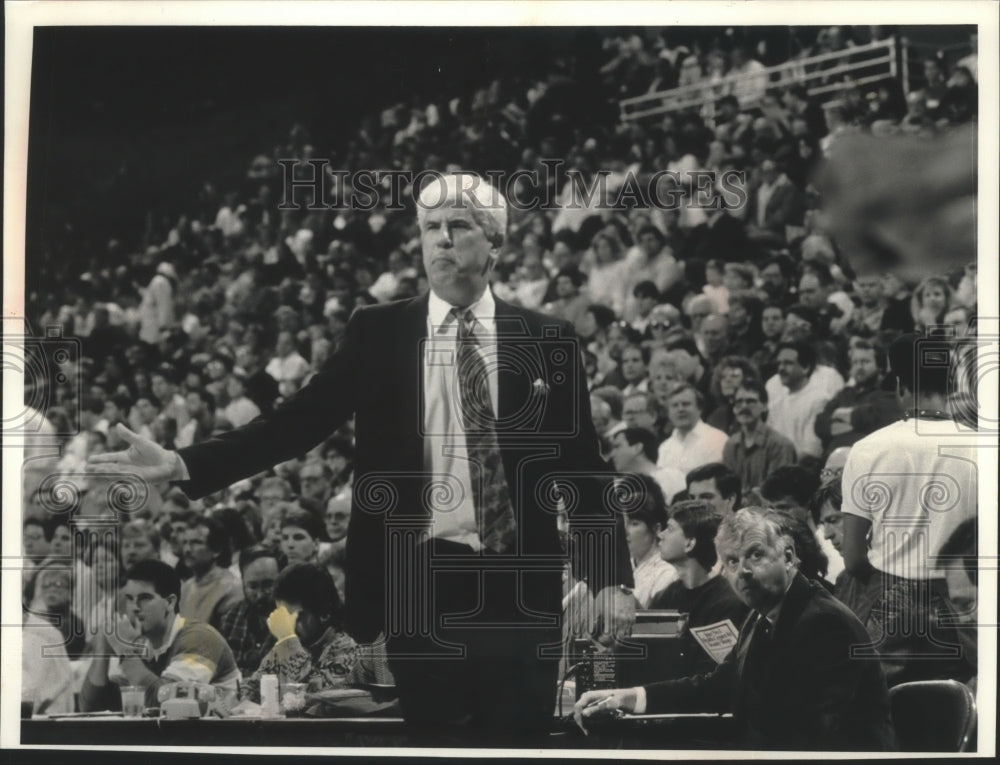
[620,37,900,122]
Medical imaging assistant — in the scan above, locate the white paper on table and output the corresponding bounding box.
[688,619,739,665]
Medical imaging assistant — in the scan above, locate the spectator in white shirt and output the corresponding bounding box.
[175,388,217,449]
[265,331,311,398]
[628,281,661,334]
[511,249,551,310]
[610,427,685,506]
[620,344,650,396]
[619,473,677,609]
[622,226,682,322]
[368,249,417,303]
[582,231,628,316]
[728,45,768,105]
[657,383,728,476]
[766,341,836,461]
[222,371,261,428]
[151,364,190,433]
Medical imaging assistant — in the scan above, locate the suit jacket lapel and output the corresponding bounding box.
[492,297,532,427]
[769,572,812,658]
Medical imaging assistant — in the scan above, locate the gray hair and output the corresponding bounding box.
[715,506,793,559]
[416,173,507,248]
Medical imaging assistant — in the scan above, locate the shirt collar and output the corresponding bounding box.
[633,546,663,570]
[674,419,704,440]
[428,287,496,334]
[147,614,185,660]
[739,424,768,447]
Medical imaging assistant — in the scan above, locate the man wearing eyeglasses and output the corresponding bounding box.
[722,380,797,496]
[219,547,283,677]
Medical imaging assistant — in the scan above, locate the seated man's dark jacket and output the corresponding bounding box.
[176,294,633,643]
[642,573,896,751]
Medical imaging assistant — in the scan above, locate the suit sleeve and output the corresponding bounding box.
[642,649,735,714]
[176,309,362,499]
[784,613,876,748]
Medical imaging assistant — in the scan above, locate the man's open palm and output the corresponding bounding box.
[88,424,183,484]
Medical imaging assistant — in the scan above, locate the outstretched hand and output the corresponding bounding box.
[87,423,185,484]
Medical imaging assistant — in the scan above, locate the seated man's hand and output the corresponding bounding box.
[106,613,144,657]
[573,688,638,734]
[267,605,298,642]
[88,424,186,483]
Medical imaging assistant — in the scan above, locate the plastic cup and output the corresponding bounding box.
[280,682,308,716]
[121,685,145,718]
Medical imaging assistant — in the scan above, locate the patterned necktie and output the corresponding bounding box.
[451,307,517,553]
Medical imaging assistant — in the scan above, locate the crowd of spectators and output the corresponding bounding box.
[21,25,979,725]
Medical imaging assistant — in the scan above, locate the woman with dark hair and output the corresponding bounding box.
[582,230,628,316]
[27,561,88,660]
[241,563,358,703]
[81,534,126,648]
[620,474,677,608]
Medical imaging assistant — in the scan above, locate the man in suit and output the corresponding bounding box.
[746,157,805,248]
[91,173,635,745]
[575,507,895,751]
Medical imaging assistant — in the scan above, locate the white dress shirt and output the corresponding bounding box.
[423,288,500,549]
[656,420,729,476]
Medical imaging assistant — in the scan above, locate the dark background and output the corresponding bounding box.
[25,25,974,270]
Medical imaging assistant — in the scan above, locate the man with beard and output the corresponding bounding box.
[766,341,840,461]
[575,508,896,751]
[218,546,283,677]
[179,516,243,630]
[814,340,903,453]
[758,255,796,309]
[723,381,797,496]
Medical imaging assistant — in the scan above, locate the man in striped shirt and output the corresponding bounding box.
[81,559,240,711]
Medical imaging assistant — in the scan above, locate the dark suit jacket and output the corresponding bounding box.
[177,293,633,642]
[682,211,755,265]
[642,573,896,751]
[814,381,904,452]
[746,178,805,237]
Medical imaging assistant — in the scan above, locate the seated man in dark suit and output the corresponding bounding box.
[576,507,896,751]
